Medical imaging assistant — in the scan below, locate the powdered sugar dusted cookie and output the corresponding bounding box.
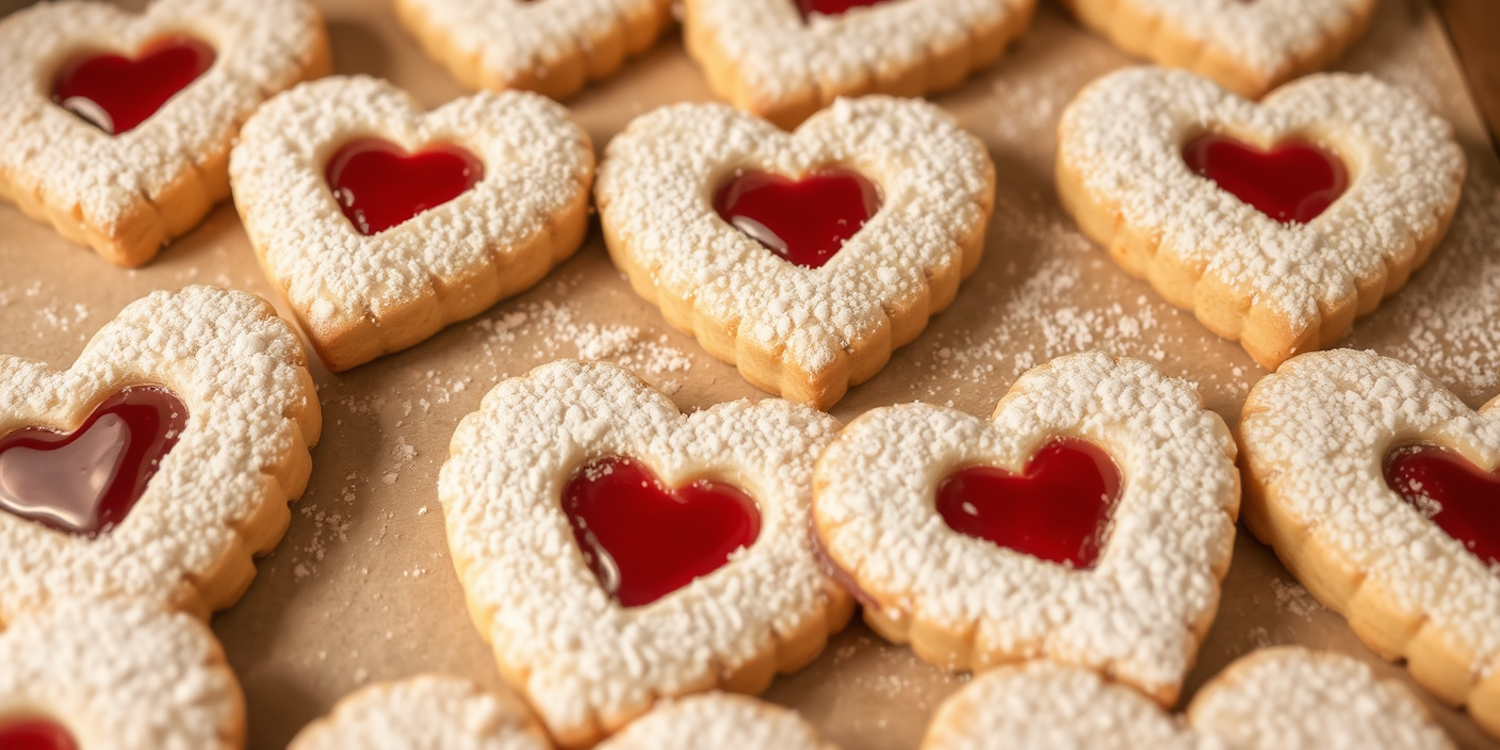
[0,0,329,267]
[595,96,994,409]
[1057,68,1464,370]
[230,75,594,372]
[1239,349,1500,734]
[1057,0,1375,99]
[598,693,839,750]
[0,597,245,750]
[439,360,851,747]
[394,0,674,101]
[289,675,548,750]
[923,646,1452,750]
[813,352,1238,703]
[0,286,320,623]
[685,0,1034,128]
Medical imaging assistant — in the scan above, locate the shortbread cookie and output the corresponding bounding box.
[439,360,852,747]
[0,597,245,750]
[230,75,594,371]
[1239,349,1500,735]
[598,693,839,750]
[1057,68,1464,370]
[0,0,329,267]
[0,286,320,623]
[684,0,1034,128]
[813,352,1238,703]
[923,646,1452,750]
[289,675,549,750]
[394,0,674,101]
[1057,0,1375,99]
[596,96,994,409]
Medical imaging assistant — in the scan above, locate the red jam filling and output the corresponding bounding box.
[1385,444,1500,567]
[0,718,79,750]
[562,456,761,607]
[325,137,485,236]
[713,168,881,269]
[0,386,187,537]
[936,438,1123,569]
[1182,133,1348,224]
[795,0,892,18]
[51,35,216,135]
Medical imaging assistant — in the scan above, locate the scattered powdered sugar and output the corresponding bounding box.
[289,675,548,750]
[1270,577,1324,620]
[598,693,835,750]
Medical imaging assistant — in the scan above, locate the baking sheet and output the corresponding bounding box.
[2,0,1499,747]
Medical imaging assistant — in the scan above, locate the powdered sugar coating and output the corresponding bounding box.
[814,352,1239,700]
[230,75,594,371]
[597,693,837,750]
[0,598,244,750]
[289,675,548,750]
[0,286,321,623]
[439,360,848,744]
[1057,68,1464,368]
[595,96,993,409]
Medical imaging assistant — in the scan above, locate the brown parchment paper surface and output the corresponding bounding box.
[2,0,1499,747]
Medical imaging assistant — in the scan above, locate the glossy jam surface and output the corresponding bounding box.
[562,456,761,607]
[0,386,187,537]
[325,138,485,236]
[713,168,881,269]
[795,0,892,18]
[51,35,216,135]
[1386,444,1500,567]
[0,719,79,750]
[936,438,1123,569]
[1182,133,1349,224]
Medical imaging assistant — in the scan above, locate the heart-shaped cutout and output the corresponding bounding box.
[1386,444,1500,568]
[564,456,761,607]
[713,168,880,269]
[1182,133,1348,224]
[51,35,216,135]
[795,0,892,19]
[0,386,186,538]
[936,438,1122,569]
[325,137,485,236]
[0,719,78,750]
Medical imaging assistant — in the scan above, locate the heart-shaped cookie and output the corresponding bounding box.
[0,286,320,623]
[684,0,1034,127]
[394,0,675,101]
[0,0,329,267]
[595,96,994,409]
[439,360,851,747]
[597,693,839,750]
[1057,0,1376,99]
[922,646,1452,750]
[1057,68,1465,370]
[1239,349,1500,735]
[0,598,245,750]
[230,75,594,372]
[812,352,1239,703]
[289,675,550,750]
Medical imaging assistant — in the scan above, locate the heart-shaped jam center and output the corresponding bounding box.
[562,456,761,607]
[936,438,1123,569]
[1182,133,1348,224]
[0,386,187,537]
[51,35,216,135]
[796,0,892,19]
[1385,444,1500,567]
[0,718,78,750]
[713,168,881,269]
[325,137,485,236]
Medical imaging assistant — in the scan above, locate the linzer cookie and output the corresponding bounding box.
[230,75,594,371]
[0,0,329,267]
[0,286,320,622]
[598,693,839,750]
[595,96,994,409]
[1057,67,1464,370]
[439,360,852,747]
[394,0,674,100]
[684,0,1034,128]
[289,675,549,750]
[0,598,245,750]
[1057,0,1376,99]
[1239,350,1500,735]
[813,352,1238,703]
[923,646,1452,750]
